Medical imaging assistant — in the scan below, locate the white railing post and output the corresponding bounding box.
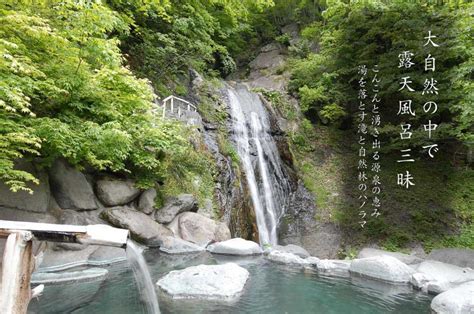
[162,102,166,119]
[170,97,174,114]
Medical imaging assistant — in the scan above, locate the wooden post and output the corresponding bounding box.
[170,97,174,114]
[0,231,35,314]
[178,106,181,117]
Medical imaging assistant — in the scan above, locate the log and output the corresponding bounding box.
[0,231,35,314]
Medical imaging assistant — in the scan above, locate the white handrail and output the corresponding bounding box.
[160,95,197,119]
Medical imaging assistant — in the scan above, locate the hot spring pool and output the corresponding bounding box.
[28,250,432,314]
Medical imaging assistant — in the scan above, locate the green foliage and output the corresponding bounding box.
[319,103,347,124]
[275,33,290,46]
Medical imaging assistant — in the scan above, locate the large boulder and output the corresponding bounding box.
[350,256,415,283]
[427,248,474,269]
[137,188,157,214]
[413,260,474,294]
[266,250,312,266]
[96,179,140,206]
[32,268,108,285]
[207,238,262,256]
[358,248,423,265]
[157,263,249,299]
[101,206,172,247]
[154,194,198,224]
[169,212,231,247]
[0,161,50,213]
[159,236,204,255]
[431,281,474,313]
[49,159,98,210]
[273,244,310,258]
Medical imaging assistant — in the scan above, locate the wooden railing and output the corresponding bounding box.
[160,95,197,119]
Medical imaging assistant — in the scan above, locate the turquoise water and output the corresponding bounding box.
[29,251,432,314]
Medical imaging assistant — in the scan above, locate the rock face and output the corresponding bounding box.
[32,268,108,284]
[157,263,249,299]
[101,207,172,247]
[155,194,198,224]
[358,248,423,265]
[159,236,204,255]
[0,161,50,213]
[207,238,262,256]
[349,256,415,283]
[49,159,98,210]
[169,212,231,247]
[137,188,157,214]
[431,281,474,314]
[273,244,310,258]
[427,248,474,269]
[96,179,140,206]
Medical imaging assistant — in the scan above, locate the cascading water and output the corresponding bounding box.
[226,83,291,246]
[126,240,160,314]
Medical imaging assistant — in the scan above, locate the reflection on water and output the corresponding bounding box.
[29,250,432,314]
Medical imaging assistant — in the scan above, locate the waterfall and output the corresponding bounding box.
[226,84,291,246]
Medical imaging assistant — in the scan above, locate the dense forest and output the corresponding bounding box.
[1,0,472,252]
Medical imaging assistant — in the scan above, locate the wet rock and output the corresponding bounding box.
[350,256,415,283]
[266,250,310,266]
[427,248,474,269]
[49,159,98,210]
[169,212,231,247]
[32,268,108,285]
[358,248,423,265]
[410,272,433,291]
[0,161,50,213]
[138,188,157,214]
[155,194,198,224]
[207,238,262,256]
[316,259,351,277]
[101,206,172,247]
[273,244,310,258]
[96,179,140,206]
[88,246,126,265]
[159,236,205,254]
[157,263,249,299]
[431,281,474,313]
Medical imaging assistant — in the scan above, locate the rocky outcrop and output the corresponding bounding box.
[168,212,231,247]
[101,206,172,247]
[96,179,140,206]
[137,188,157,214]
[431,281,474,314]
[266,250,316,266]
[349,256,415,283]
[207,238,262,256]
[49,159,98,210]
[0,161,50,213]
[154,194,198,224]
[159,236,204,255]
[427,248,474,269]
[357,248,423,265]
[157,263,249,299]
[273,244,310,258]
[32,268,108,284]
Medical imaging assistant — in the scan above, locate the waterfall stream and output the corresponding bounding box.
[226,84,291,246]
[126,240,160,314]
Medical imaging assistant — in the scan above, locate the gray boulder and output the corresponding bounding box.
[427,248,474,269]
[138,188,157,214]
[157,263,249,299]
[96,179,140,206]
[0,161,50,213]
[207,238,262,256]
[169,212,231,247]
[414,260,474,294]
[266,250,310,266]
[431,281,474,313]
[32,268,108,285]
[155,194,198,224]
[159,236,205,254]
[49,159,98,210]
[316,259,351,277]
[273,244,310,258]
[101,206,172,247]
[358,248,423,265]
[350,256,415,283]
